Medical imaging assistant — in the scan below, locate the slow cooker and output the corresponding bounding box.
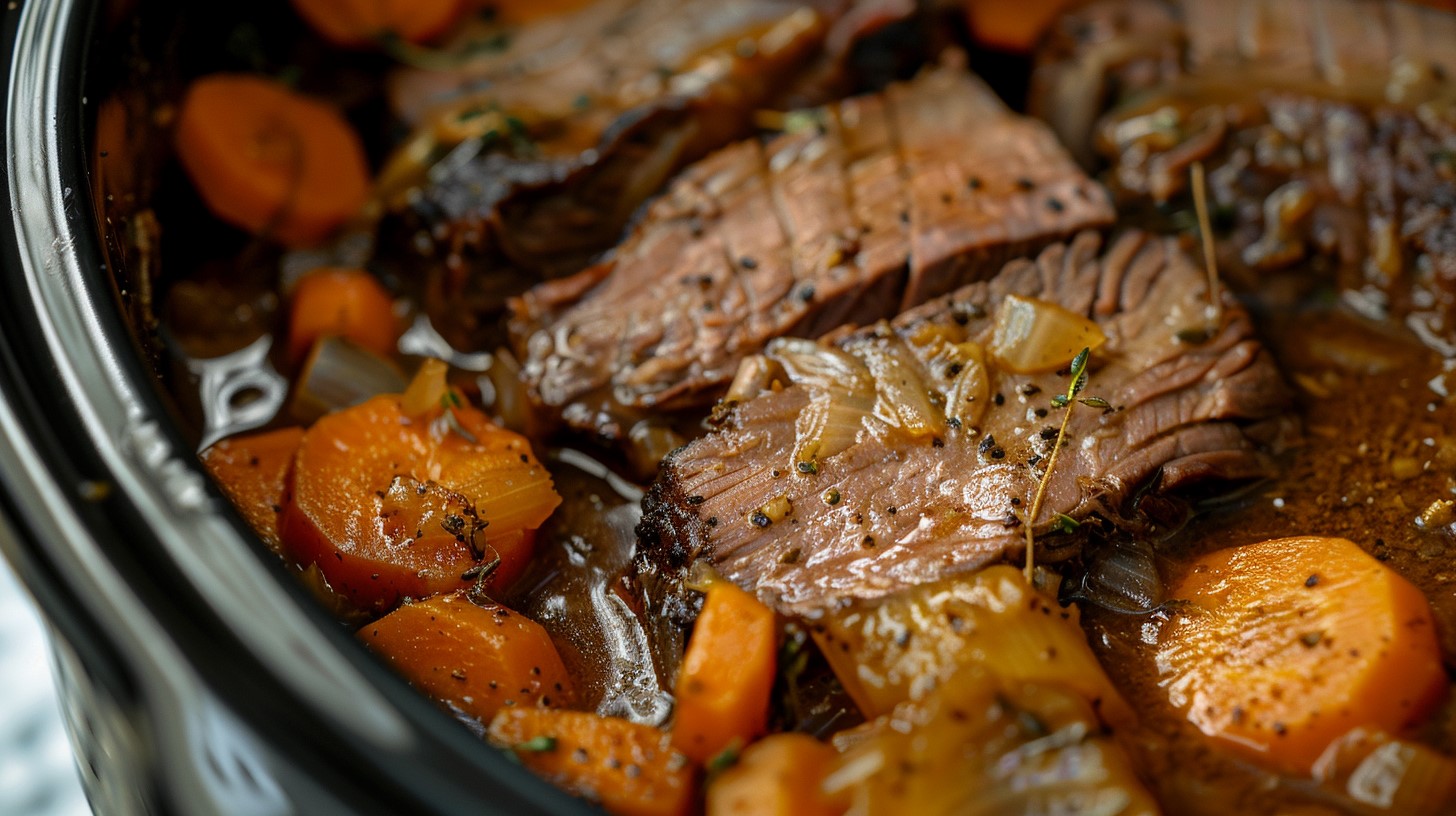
[0,1,589,812]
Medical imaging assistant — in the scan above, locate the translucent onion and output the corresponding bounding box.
[1313,729,1456,814]
[766,337,874,393]
[989,294,1106,374]
[812,565,1134,727]
[478,347,530,433]
[790,391,871,469]
[724,354,787,403]
[1075,539,1164,614]
[943,341,991,430]
[767,338,876,471]
[401,357,450,417]
[846,335,945,439]
[826,663,1159,816]
[288,336,408,423]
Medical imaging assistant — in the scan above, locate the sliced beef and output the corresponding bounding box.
[1032,0,1456,353]
[510,57,1114,444]
[383,0,912,282]
[636,231,1296,615]
[1032,0,1456,162]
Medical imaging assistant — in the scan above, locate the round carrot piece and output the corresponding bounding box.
[1159,536,1447,775]
[201,426,304,554]
[279,389,560,611]
[358,594,573,723]
[287,267,400,365]
[290,0,466,48]
[173,74,370,248]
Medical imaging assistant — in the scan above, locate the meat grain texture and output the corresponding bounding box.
[388,0,908,278]
[637,231,1296,615]
[1034,0,1456,352]
[512,58,1114,442]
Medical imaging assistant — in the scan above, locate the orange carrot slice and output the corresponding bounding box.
[1159,536,1447,775]
[291,0,467,47]
[671,580,776,765]
[358,593,572,722]
[287,267,400,365]
[174,74,369,248]
[963,0,1078,53]
[490,708,695,816]
[706,733,847,816]
[201,427,304,554]
[279,370,559,611]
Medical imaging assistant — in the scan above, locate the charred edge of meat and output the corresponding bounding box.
[635,470,714,575]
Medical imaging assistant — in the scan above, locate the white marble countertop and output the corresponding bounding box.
[0,559,90,816]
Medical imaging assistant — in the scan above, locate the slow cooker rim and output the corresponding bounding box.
[0,1,595,813]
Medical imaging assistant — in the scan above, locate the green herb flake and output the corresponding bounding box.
[706,742,742,776]
[1051,513,1081,534]
[1078,396,1111,409]
[1067,347,1090,398]
[515,735,558,753]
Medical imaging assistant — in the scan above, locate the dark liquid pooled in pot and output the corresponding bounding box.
[1087,295,1456,813]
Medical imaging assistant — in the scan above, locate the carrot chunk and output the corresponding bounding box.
[287,267,400,365]
[173,74,370,247]
[1159,536,1447,775]
[489,708,694,816]
[706,733,846,816]
[200,427,304,554]
[359,594,572,722]
[962,0,1078,53]
[290,0,466,48]
[671,580,776,765]
[279,368,560,611]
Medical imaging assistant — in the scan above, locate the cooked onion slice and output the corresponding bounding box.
[289,336,408,423]
[989,294,1106,374]
[767,338,876,471]
[943,341,991,430]
[846,333,945,439]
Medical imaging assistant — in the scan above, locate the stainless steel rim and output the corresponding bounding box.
[0,1,587,812]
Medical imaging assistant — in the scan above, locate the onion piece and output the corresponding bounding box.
[401,357,450,417]
[790,390,871,469]
[1313,729,1456,814]
[827,663,1158,814]
[943,341,991,430]
[766,337,874,393]
[767,338,876,471]
[724,354,787,404]
[846,334,945,439]
[288,336,408,423]
[1075,539,1163,614]
[989,294,1106,374]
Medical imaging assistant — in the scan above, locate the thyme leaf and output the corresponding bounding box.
[1024,347,1104,583]
[515,735,558,753]
[1190,160,1224,333]
[1051,513,1081,534]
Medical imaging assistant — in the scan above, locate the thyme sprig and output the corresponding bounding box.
[1190,161,1224,334]
[1023,347,1103,583]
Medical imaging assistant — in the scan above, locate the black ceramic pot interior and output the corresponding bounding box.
[0,1,595,813]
